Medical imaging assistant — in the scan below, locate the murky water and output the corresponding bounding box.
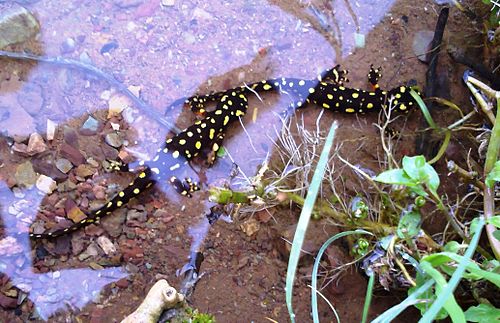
[0,0,473,321]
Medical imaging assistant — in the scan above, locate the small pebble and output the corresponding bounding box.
[12,187,25,198]
[97,236,116,255]
[108,94,130,117]
[412,30,434,63]
[161,0,175,6]
[35,174,57,194]
[60,37,76,54]
[100,41,119,54]
[26,133,47,155]
[105,132,123,148]
[79,51,92,64]
[126,209,147,222]
[81,116,99,133]
[74,164,96,178]
[15,161,37,187]
[46,119,56,141]
[127,85,141,97]
[100,90,111,101]
[55,158,73,173]
[240,218,260,236]
[67,206,87,223]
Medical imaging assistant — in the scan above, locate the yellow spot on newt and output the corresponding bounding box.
[133,188,140,194]
[195,141,202,149]
[139,172,146,178]
[352,92,359,98]
[263,84,272,90]
[345,108,355,113]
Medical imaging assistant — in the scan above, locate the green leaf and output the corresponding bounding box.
[464,304,500,322]
[485,161,500,188]
[423,252,500,288]
[494,230,500,241]
[397,210,422,239]
[443,241,462,253]
[216,146,227,157]
[402,155,426,181]
[375,169,416,186]
[487,215,500,228]
[379,235,393,250]
[470,217,480,236]
[401,156,440,193]
[409,184,428,197]
[423,163,440,193]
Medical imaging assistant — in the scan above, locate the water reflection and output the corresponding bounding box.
[0,182,127,320]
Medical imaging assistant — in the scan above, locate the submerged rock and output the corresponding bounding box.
[0,3,40,48]
[35,174,57,194]
[412,30,434,63]
[14,161,37,187]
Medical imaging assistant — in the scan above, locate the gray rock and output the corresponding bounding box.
[412,30,434,63]
[105,132,123,148]
[126,209,147,223]
[55,158,73,173]
[60,37,76,54]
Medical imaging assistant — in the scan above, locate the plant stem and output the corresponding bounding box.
[286,192,394,235]
[483,93,500,260]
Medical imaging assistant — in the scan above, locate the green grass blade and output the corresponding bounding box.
[418,262,465,323]
[410,89,438,130]
[362,272,375,323]
[311,229,372,323]
[286,122,338,323]
[419,217,486,322]
[372,279,435,323]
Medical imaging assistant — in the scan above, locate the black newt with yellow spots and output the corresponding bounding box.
[29,65,418,239]
[178,64,418,115]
